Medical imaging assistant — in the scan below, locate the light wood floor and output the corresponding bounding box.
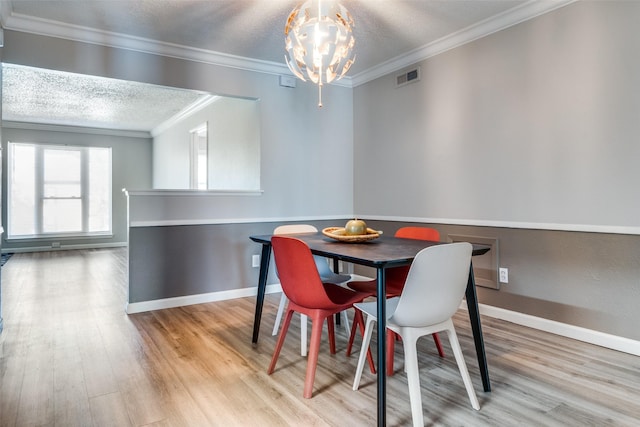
[1,248,639,426]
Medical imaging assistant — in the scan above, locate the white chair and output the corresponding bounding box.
[272,224,352,356]
[352,242,480,427]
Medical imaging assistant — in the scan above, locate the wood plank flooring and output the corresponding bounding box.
[1,248,639,426]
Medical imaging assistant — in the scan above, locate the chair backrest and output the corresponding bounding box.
[274,224,334,277]
[390,242,472,327]
[274,224,318,234]
[395,226,440,241]
[271,236,337,310]
[384,227,441,288]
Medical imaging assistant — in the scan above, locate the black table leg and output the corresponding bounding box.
[252,243,272,344]
[465,261,491,392]
[332,258,340,274]
[333,258,342,326]
[376,268,387,426]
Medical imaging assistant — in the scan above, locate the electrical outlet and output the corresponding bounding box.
[499,268,509,283]
[252,254,260,268]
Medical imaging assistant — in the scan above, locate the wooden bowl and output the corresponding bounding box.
[322,227,382,243]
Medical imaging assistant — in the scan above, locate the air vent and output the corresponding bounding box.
[396,67,421,88]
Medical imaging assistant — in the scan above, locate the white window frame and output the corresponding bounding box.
[189,122,208,190]
[7,141,112,239]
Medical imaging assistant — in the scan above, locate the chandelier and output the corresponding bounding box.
[284,0,356,107]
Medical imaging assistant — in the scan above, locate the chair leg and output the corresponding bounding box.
[340,310,351,336]
[273,294,308,357]
[346,312,360,357]
[301,314,308,357]
[347,310,376,374]
[400,331,424,427]
[446,325,480,410]
[303,314,327,398]
[432,332,446,357]
[327,315,336,354]
[268,309,295,375]
[352,314,376,390]
[272,292,287,336]
[387,330,444,371]
[390,332,443,373]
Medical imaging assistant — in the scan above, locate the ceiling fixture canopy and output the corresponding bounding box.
[284,0,356,107]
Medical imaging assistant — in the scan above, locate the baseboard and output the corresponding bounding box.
[3,242,127,254]
[475,303,640,357]
[124,275,371,314]
[125,284,283,314]
[125,280,640,357]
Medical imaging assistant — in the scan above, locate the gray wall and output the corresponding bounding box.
[1,29,355,220]
[361,220,640,341]
[1,125,152,252]
[355,1,640,231]
[128,219,342,303]
[1,28,354,239]
[152,96,260,191]
[353,1,640,341]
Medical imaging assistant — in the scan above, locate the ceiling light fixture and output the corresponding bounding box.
[284,0,356,107]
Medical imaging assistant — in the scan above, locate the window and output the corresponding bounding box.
[8,142,112,239]
[189,122,208,190]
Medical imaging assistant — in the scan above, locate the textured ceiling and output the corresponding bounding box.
[0,0,571,131]
[2,64,211,132]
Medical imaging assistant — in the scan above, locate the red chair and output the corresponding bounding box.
[267,236,373,398]
[346,226,445,375]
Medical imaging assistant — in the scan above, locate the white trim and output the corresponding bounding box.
[125,284,283,314]
[1,11,290,76]
[350,0,577,86]
[124,278,381,314]
[127,214,353,228]
[124,210,640,235]
[2,120,150,139]
[124,189,263,197]
[471,303,640,357]
[2,241,127,254]
[0,1,574,88]
[359,214,640,236]
[124,282,640,356]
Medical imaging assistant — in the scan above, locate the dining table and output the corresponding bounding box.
[250,231,491,427]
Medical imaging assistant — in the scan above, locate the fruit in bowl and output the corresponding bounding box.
[345,218,367,236]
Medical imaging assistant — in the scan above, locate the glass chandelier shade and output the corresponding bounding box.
[284,0,356,107]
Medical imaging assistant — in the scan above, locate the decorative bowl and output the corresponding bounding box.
[322,227,382,243]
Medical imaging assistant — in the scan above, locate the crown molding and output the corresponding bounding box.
[0,8,355,88]
[350,0,578,86]
[151,94,220,137]
[2,120,151,139]
[0,9,292,74]
[0,0,576,88]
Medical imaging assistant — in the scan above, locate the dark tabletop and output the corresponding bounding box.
[250,233,490,269]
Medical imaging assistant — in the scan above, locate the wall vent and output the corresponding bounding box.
[396,67,420,88]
